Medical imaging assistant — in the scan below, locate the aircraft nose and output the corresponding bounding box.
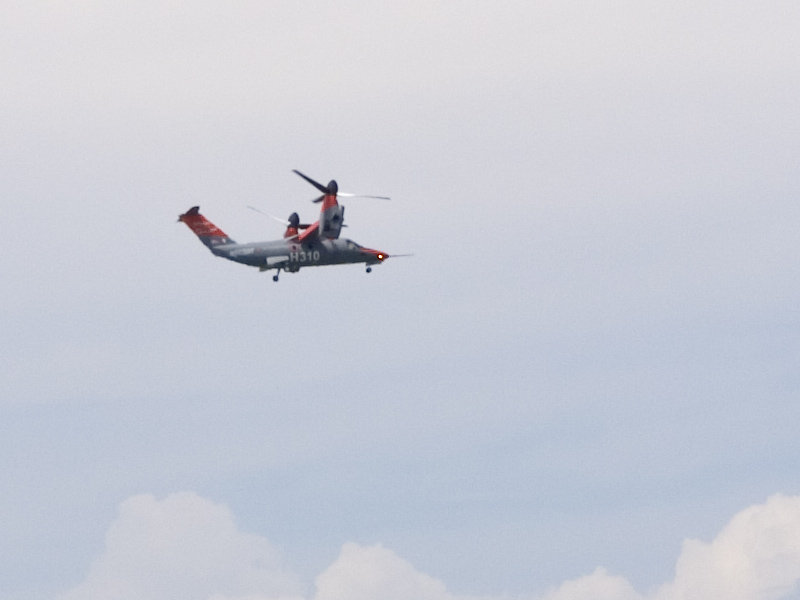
[362,248,387,262]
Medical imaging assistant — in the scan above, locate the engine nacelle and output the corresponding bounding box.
[320,204,345,239]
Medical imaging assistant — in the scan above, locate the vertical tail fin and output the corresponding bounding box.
[178,206,235,248]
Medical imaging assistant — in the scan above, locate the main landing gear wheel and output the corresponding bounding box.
[366,266,372,273]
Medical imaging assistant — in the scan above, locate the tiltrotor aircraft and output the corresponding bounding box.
[179,170,401,281]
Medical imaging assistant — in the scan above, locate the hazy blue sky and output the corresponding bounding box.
[3,2,800,599]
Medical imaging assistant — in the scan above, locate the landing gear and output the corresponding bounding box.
[273,268,281,282]
[366,266,372,273]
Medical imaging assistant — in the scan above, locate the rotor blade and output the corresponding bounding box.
[247,205,269,216]
[338,192,391,200]
[247,205,290,225]
[293,170,330,195]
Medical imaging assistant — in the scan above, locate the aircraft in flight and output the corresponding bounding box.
[179,170,402,281]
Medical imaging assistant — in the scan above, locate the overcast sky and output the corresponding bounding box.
[3,2,800,599]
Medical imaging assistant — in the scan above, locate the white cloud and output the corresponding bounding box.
[540,568,642,600]
[312,543,456,600]
[56,492,305,600]
[544,494,800,600]
[58,493,800,600]
[652,494,800,600]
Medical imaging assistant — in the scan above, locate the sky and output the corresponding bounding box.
[2,1,800,599]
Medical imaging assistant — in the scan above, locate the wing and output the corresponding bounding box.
[297,221,319,243]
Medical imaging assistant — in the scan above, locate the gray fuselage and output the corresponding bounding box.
[209,237,381,273]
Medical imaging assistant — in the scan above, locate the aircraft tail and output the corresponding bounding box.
[178,206,235,248]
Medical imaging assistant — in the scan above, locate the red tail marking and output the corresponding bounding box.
[179,207,230,239]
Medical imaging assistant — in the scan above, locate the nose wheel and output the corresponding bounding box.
[273,268,281,282]
[366,266,372,273]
